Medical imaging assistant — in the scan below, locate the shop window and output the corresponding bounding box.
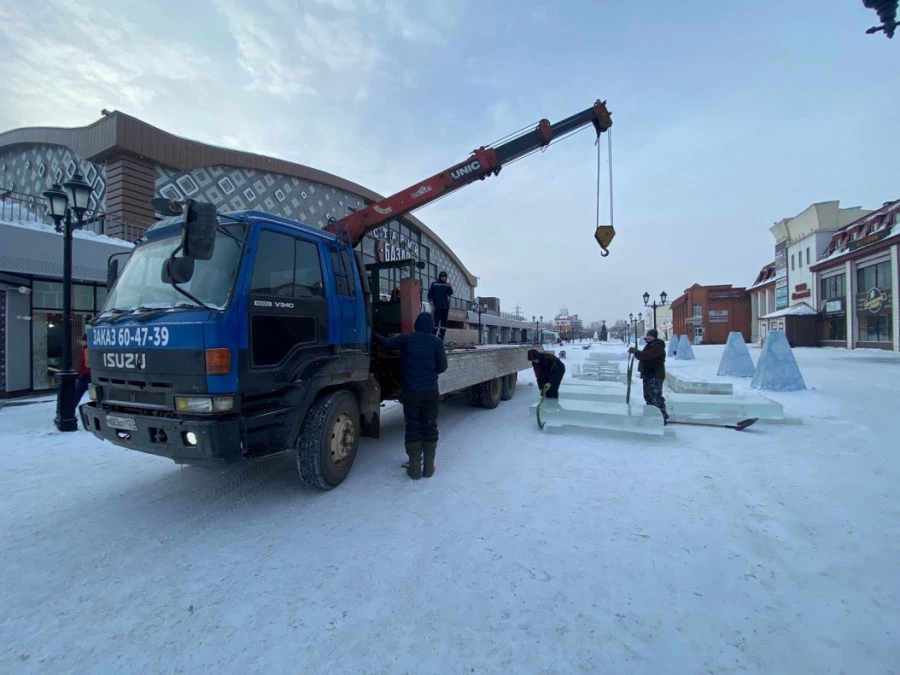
[858,314,892,343]
[857,261,892,291]
[820,316,846,341]
[32,311,89,390]
[32,281,63,309]
[73,284,94,311]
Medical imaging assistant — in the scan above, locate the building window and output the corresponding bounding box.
[857,261,892,292]
[806,248,810,265]
[855,261,892,344]
[798,252,803,268]
[819,274,845,301]
[820,316,846,342]
[692,303,702,317]
[791,254,795,270]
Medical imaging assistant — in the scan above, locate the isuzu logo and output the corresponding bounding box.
[102,352,147,370]
[450,160,481,181]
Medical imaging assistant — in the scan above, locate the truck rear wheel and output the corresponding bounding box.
[500,372,517,400]
[475,377,503,409]
[296,390,360,490]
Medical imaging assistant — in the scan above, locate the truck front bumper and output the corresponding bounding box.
[80,403,242,464]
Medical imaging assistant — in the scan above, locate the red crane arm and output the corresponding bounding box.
[324,99,612,246]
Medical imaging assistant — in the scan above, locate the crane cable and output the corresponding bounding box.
[594,128,615,257]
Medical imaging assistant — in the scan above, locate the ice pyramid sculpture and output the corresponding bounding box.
[750,330,806,391]
[667,335,679,357]
[675,334,695,360]
[717,331,755,377]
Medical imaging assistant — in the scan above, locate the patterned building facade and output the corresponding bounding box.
[0,112,493,395]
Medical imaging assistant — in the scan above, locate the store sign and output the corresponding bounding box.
[856,287,891,314]
[774,242,788,309]
[849,228,890,251]
[370,225,420,257]
[708,310,728,323]
[822,299,844,315]
[375,240,411,262]
[792,282,811,300]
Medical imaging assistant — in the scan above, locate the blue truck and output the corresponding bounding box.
[80,100,613,488]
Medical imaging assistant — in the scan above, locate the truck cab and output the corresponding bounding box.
[81,210,382,488]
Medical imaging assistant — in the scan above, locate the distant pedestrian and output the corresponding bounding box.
[427,271,453,341]
[373,312,448,479]
[75,333,91,407]
[528,348,565,398]
[628,329,669,423]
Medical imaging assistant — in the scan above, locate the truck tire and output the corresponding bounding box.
[466,385,480,407]
[500,372,517,400]
[476,377,503,409]
[296,390,360,490]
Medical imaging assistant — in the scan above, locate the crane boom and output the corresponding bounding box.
[324,99,613,247]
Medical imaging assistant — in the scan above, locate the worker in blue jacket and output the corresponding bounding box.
[373,312,448,479]
[427,271,453,341]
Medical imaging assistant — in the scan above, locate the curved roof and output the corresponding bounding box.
[0,111,477,286]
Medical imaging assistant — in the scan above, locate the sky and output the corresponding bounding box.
[0,0,897,324]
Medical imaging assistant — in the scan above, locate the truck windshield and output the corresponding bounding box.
[104,224,246,312]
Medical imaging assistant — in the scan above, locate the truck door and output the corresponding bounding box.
[245,229,329,387]
[329,248,364,349]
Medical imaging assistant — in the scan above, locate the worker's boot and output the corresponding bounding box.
[422,441,437,478]
[405,441,422,480]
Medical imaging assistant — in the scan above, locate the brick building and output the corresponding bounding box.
[671,284,751,345]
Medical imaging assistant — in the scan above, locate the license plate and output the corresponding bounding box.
[106,414,138,431]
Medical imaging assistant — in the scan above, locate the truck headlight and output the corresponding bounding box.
[88,384,99,401]
[174,395,234,413]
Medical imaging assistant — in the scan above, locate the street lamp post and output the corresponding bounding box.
[43,172,93,432]
[642,290,669,331]
[473,301,487,345]
[628,311,643,348]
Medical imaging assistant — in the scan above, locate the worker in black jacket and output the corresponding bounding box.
[628,328,669,423]
[427,271,453,341]
[373,312,448,479]
[527,348,566,398]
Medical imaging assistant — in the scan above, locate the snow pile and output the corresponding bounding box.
[1,217,135,248]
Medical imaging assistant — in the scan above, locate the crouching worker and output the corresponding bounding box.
[628,328,670,424]
[373,312,448,479]
[528,348,565,398]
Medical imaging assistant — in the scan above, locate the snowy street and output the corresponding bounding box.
[1,343,898,673]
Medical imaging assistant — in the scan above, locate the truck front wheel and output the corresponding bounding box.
[296,390,360,490]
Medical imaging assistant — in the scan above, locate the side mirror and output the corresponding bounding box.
[162,257,195,284]
[183,201,217,261]
[106,259,119,290]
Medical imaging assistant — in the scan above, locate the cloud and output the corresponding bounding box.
[0,0,211,127]
[210,0,318,98]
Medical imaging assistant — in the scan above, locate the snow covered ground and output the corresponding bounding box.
[1,342,898,673]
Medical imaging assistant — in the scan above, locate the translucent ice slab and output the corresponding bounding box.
[530,398,665,436]
[665,371,733,395]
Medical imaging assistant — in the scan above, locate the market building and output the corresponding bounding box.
[750,201,871,346]
[0,111,535,395]
[809,198,899,351]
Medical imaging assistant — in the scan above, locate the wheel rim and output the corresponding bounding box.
[329,412,355,465]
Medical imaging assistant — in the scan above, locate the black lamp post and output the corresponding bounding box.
[43,171,93,432]
[629,311,643,348]
[642,290,669,331]
[473,301,487,345]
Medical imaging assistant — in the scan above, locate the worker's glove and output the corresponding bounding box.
[627,347,636,354]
